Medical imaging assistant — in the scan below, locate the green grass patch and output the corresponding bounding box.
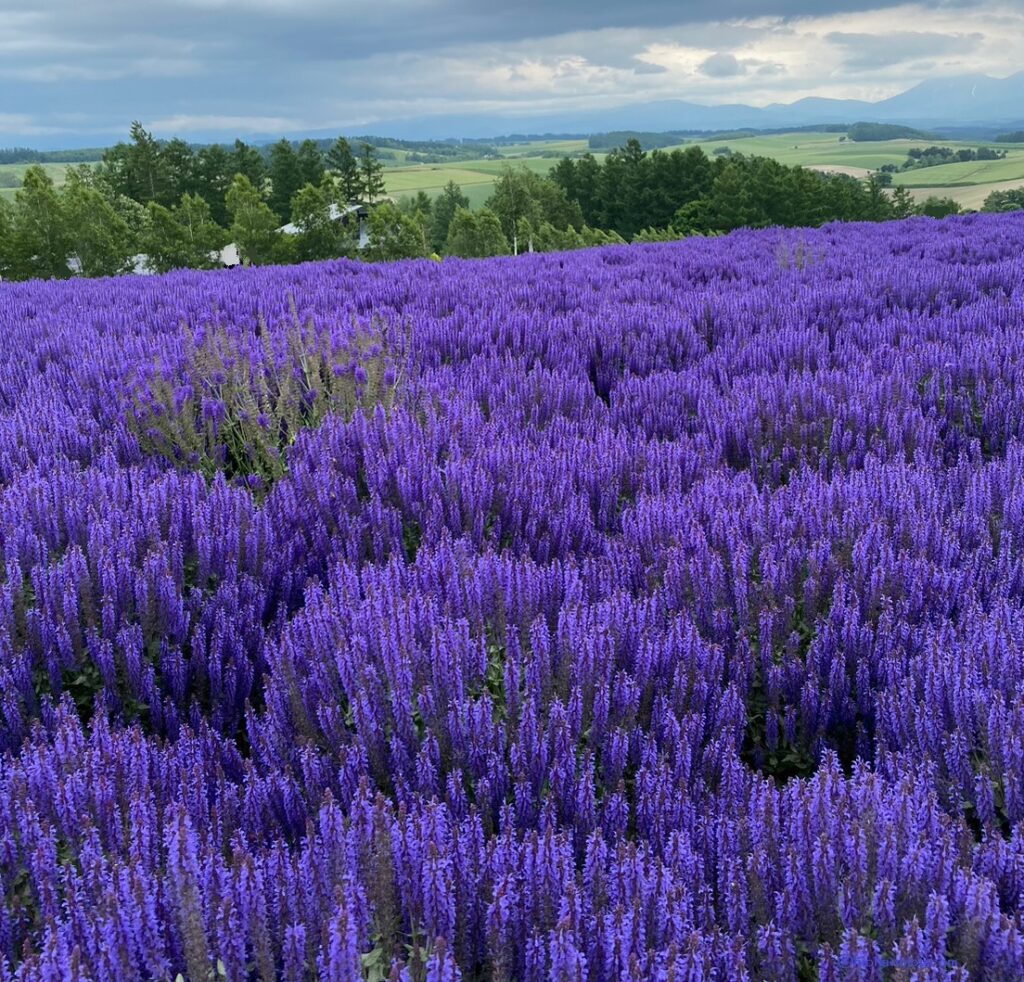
[498,139,590,156]
[0,161,72,192]
[890,152,1024,187]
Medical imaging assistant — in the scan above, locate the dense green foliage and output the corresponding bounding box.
[226,174,284,266]
[358,142,386,202]
[588,131,688,151]
[982,188,1024,212]
[0,199,12,279]
[847,122,935,142]
[908,144,1004,164]
[61,175,136,277]
[363,201,430,261]
[326,137,361,202]
[4,167,75,280]
[290,178,353,261]
[429,181,470,252]
[916,196,962,219]
[268,140,304,222]
[0,125,412,279]
[551,139,904,239]
[485,167,583,251]
[142,194,228,273]
[444,207,509,258]
[995,131,1024,143]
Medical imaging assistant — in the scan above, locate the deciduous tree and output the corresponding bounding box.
[140,193,227,273]
[363,201,429,261]
[290,178,345,262]
[10,165,72,279]
[917,196,961,219]
[62,175,136,277]
[226,174,282,265]
[0,197,14,279]
[486,167,582,252]
[444,207,508,258]
[982,188,1024,213]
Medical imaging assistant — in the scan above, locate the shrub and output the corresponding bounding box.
[129,306,404,493]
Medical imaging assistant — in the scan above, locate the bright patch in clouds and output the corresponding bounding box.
[147,114,304,133]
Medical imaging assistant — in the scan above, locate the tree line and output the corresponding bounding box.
[878,145,1006,175]
[0,147,106,165]
[0,122,393,279]
[847,122,935,142]
[3,128,1013,283]
[0,122,624,279]
[95,121,388,226]
[982,188,1024,213]
[547,139,957,240]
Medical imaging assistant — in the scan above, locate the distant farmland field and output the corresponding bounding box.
[383,131,1024,211]
[906,176,1024,210]
[680,131,916,170]
[0,162,72,201]
[890,153,1024,188]
[381,142,581,206]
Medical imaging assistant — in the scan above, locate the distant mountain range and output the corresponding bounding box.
[11,72,1024,150]
[349,71,1024,142]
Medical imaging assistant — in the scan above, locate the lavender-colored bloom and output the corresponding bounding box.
[2,216,1024,976]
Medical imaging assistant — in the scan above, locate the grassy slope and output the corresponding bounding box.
[890,152,1024,187]
[383,143,581,207]
[681,133,915,170]
[907,178,1024,210]
[678,133,1024,207]
[0,162,71,188]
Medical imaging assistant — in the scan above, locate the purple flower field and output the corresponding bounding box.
[2,214,1024,979]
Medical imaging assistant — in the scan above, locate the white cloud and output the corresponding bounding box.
[0,112,67,136]
[700,52,748,77]
[146,114,301,132]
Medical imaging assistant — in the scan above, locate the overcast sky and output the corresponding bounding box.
[2,0,1023,144]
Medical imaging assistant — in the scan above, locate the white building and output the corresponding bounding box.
[220,201,370,267]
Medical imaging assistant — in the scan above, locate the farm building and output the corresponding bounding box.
[220,201,371,268]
